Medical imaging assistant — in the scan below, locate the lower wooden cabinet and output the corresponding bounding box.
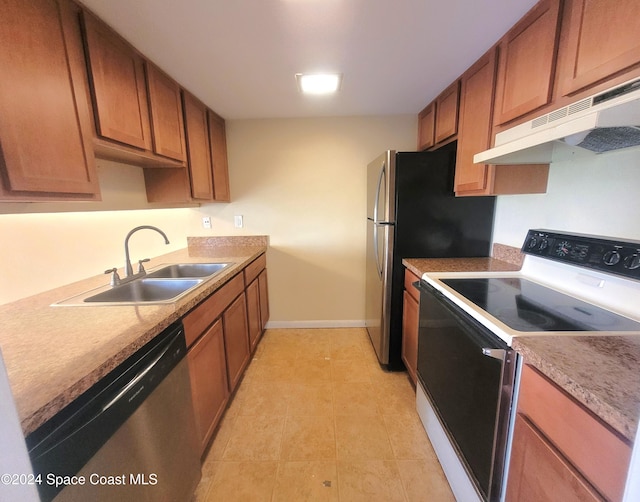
[244,254,270,352]
[223,293,250,393]
[506,364,632,501]
[507,413,602,502]
[401,269,420,384]
[187,319,229,455]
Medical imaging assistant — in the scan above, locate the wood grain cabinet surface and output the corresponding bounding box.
[244,254,269,352]
[493,0,562,126]
[81,11,152,151]
[208,110,231,202]
[187,319,229,455]
[401,269,420,385]
[506,364,631,502]
[434,81,460,144]
[223,293,251,393]
[0,0,99,201]
[183,91,214,200]
[417,102,436,151]
[146,63,187,162]
[556,0,640,97]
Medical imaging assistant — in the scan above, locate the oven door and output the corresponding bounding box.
[416,280,516,501]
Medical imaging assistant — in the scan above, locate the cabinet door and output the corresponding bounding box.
[246,278,262,351]
[0,0,99,199]
[187,319,229,454]
[417,102,435,150]
[557,0,640,96]
[494,0,562,125]
[146,63,187,162]
[506,414,602,502]
[81,12,152,151]
[401,290,418,385]
[182,91,213,200]
[223,293,250,392]
[434,81,460,144]
[208,110,231,202]
[258,269,270,329]
[455,50,496,194]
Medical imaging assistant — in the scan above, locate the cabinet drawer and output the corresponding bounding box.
[183,273,244,347]
[518,364,631,501]
[244,254,266,285]
[404,269,420,303]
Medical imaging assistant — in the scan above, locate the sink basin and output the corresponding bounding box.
[146,262,230,279]
[84,279,203,304]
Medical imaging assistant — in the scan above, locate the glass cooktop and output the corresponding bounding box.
[442,277,640,332]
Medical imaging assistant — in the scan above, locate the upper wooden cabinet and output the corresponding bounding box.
[0,0,99,201]
[455,51,497,194]
[146,63,187,163]
[417,82,460,151]
[493,0,562,126]
[455,49,549,196]
[556,0,640,97]
[417,102,435,151]
[208,110,231,202]
[183,91,214,200]
[434,81,460,144]
[81,12,152,151]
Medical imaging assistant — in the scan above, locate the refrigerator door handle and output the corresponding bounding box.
[373,161,386,223]
[373,223,383,279]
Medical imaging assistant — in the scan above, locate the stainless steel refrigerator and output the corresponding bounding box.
[365,146,496,369]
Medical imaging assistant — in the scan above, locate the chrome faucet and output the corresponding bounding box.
[124,225,170,277]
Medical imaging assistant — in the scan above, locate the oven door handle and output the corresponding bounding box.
[482,348,506,361]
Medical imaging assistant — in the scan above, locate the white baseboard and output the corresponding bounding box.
[264,320,366,329]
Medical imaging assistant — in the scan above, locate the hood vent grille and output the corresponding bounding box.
[473,77,640,165]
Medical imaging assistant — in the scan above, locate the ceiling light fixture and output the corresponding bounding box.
[295,73,343,95]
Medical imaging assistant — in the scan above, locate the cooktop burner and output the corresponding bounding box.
[442,277,640,332]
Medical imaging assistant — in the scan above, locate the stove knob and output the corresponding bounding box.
[603,250,621,266]
[527,236,538,249]
[538,238,549,251]
[624,254,640,270]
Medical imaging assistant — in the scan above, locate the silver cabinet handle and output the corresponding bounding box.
[482,348,506,361]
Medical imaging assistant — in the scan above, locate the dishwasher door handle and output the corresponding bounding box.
[101,336,175,412]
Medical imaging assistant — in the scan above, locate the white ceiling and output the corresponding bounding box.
[78,0,539,120]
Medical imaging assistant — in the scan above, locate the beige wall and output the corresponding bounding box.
[186,115,417,327]
[0,116,416,320]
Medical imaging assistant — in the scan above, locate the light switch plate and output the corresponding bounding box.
[234,215,243,228]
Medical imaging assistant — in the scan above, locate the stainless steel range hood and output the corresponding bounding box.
[474,78,640,165]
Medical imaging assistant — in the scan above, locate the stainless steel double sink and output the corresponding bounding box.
[55,263,231,306]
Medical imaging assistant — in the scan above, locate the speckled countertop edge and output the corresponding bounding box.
[0,237,267,435]
[513,336,640,442]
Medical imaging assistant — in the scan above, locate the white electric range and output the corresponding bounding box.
[415,229,640,502]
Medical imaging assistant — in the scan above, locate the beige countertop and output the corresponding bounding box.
[0,236,267,435]
[405,253,640,442]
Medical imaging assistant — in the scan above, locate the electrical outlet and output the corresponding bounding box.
[202,216,212,229]
[234,215,243,228]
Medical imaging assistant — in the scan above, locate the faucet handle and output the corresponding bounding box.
[137,258,150,273]
[104,268,121,287]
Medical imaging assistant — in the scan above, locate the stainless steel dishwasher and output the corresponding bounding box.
[26,321,201,502]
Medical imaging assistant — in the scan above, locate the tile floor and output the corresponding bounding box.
[194,327,455,502]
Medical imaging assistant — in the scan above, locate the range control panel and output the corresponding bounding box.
[522,229,640,280]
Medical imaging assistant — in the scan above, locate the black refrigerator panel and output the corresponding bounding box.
[386,146,495,370]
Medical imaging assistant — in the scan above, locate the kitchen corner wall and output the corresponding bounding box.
[186,116,417,326]
[493,148,640,246]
